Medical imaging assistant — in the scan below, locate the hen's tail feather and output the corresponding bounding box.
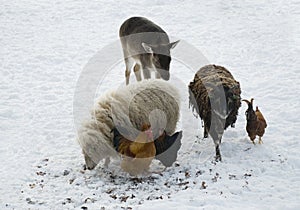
[154,131,179,155]
[154,131,183,167]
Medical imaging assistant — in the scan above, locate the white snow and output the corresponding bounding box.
[1,0,299,209]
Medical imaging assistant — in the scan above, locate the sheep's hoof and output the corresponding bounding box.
[83,154,97,170]
[258,137,263,144]
[203,131,208,138]
[83,164,96,170]
[83,164,87,170]
[215,155,222,162]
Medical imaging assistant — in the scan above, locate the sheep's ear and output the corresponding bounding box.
[142,42,153,53]
[169,40,180,49]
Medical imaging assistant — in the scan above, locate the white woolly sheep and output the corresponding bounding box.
[77,79,181,170]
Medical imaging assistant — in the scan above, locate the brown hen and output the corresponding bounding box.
[243,98,267,144]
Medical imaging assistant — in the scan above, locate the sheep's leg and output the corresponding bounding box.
[215,144,222,162]
[203,124,209,138]
[125,70,130,85]
[258,137,263,144]
[83,152,97,170]
[142,67,151,79]
[210,127,222,161]
[124,57,134,85]
[133,64,142,81]
[155,71,161,79]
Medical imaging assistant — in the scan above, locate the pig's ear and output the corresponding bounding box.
[142,42,154,53]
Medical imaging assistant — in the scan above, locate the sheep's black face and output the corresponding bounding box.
[153,54,171,80]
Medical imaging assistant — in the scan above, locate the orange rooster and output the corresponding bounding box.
[113,124,156,176]
[243,98,267,144]
[112,124,182,175]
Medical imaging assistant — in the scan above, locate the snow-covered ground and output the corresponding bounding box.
[1,0,300,209]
